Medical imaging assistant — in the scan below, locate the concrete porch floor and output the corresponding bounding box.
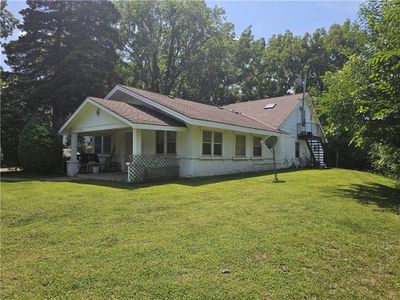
[76,171,128,182]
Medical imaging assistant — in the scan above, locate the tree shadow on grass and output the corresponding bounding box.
[2,168,311,190]
[71,168,297,189]
[332,183,400,214]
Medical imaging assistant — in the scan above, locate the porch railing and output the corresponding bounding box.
[127,154,179,183]
[297,122,323,138]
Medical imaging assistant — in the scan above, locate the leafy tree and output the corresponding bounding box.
[263,31,307,96]
[0,0,18,40]
[117,0,233,99]
[4,0,121,130]
[315,0,400,176]
[18,116,63,174]
[1,72,26,166]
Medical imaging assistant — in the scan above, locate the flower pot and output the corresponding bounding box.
[92,165,99,174]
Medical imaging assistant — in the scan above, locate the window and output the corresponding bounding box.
[166,131,176,154]
[202,131,212,155]
[156,131,165,154]
[235,135,246,157]
[94,135,111,154]
[295,142,300,158]
[213,132,222,156]
[253,136,262,157]
[202,131,223,156]
[94,136,102,153]
[103,136,111,154]
[156,131,176,154]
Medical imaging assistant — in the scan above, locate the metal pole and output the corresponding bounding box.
[272,147,278,182]
[336,150,339,168]
[301,73,307,126]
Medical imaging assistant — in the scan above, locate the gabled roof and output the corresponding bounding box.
[116,85,279,133]
[89,97,185,128]
[223,94,303,129]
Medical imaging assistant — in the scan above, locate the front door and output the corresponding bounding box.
[125,132,132,170]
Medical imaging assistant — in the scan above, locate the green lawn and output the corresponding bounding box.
[1,169,399,299]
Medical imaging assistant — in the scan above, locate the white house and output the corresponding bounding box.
[59,85,325,182]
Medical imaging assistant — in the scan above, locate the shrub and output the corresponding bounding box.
[370,143,400,179]
[17,117,63,174]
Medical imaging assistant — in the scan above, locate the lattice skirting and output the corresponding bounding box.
[128,154,179,183]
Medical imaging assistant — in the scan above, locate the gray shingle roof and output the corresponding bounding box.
[89,97,185,127]
[118,85,280,133]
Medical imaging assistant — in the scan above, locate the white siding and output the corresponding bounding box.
[178,125,293,177]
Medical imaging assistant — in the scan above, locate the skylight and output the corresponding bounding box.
[264,103,276,109]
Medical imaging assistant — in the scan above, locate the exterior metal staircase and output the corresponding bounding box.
[297,122,327,168]
[305,137,327,168]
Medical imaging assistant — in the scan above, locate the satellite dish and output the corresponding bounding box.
[263,136,279,182]
[264,136,277,150]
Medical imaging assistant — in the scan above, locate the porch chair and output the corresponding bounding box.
[103,145,119,172]
[79,153,100,173]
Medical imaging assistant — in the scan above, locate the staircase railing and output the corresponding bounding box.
[297,122,323,138]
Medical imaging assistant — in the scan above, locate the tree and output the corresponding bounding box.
[315,0,400,177]
[1,72,27,166]
[4,0,121,130]
[18,116,63,174]
[0,0,18,40]
[117,0,232,98]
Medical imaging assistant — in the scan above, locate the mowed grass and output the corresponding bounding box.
[1,169,399,299]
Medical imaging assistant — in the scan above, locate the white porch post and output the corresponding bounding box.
[66,132,79,176]
[127,128,142,182]
[132,128,142,155]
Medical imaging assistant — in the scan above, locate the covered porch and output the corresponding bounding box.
[59,97,186,183]
[66,128,183,183]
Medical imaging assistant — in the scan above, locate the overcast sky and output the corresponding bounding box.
[1,0,362,71]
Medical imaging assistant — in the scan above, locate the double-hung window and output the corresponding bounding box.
[202,130,223,156]
[166,131,176,154]
[235,135,246,157]
[156,131,176,154]
[94,135,111,154]
[295,142,300,158]
[253,136,262,157]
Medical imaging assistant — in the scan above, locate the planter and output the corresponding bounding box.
[92,165,99,174]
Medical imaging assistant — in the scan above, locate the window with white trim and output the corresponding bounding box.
[155,131,176,154]
[235,134,246,157]
[94,135,111,154]
[253,136,262,157]
[166,131,176,154]
[202,130,223,156]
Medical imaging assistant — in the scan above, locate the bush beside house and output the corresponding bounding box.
[17,117,63,174]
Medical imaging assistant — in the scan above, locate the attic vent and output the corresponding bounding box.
[264,103,276,109]
[168,95,175,99]
[218,106,223,109]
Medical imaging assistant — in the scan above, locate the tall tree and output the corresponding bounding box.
[315,0,400,176]
[0,0,19,40]
[117,0,231,97]
[4,0,121,130]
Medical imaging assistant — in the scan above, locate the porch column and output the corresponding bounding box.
[132,128,142,155]
[127,128,142,183]
[66,132,79,176]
